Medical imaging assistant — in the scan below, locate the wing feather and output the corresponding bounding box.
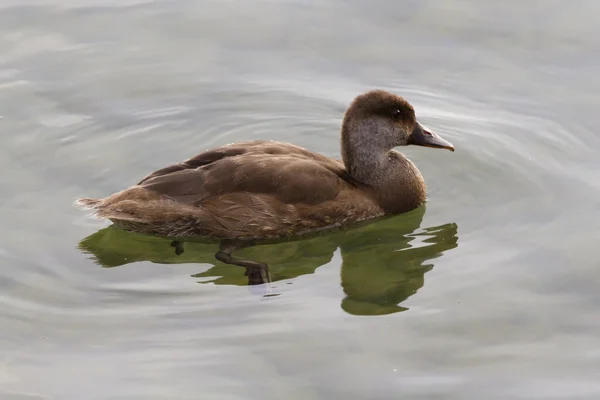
[137,141,355,206]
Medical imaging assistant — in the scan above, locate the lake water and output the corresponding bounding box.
[1,0,599,398]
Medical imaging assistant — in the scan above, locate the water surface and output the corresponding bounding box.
[1,1,599,398]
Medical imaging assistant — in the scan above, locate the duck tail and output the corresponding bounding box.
[74,194,147,223]
[74,197,111,220]
[74,197,104,210]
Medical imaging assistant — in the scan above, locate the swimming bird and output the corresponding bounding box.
[76,89,453,271]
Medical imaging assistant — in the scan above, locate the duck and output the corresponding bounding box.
[76,89,454,245]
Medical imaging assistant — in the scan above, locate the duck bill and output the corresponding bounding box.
[408,123,454,152]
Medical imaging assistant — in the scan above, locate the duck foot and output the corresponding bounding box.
[170,240,185,255]
[215,240,271,285]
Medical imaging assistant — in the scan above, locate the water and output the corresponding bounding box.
[1,0,599,398]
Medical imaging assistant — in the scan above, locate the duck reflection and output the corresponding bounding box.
[78,206,458,316]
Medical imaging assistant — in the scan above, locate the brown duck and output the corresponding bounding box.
[76,90,453,272]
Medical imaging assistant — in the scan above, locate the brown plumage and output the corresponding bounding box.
[76,89,454,240]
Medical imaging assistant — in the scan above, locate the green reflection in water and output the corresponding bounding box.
[78,206,458,316]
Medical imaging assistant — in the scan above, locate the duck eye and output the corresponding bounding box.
[393,109,401,117]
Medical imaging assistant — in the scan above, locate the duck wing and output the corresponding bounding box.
[137,140,359,206]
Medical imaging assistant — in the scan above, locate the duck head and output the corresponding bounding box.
[341,89,454,154]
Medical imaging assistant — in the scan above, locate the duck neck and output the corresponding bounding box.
[341,123,426,213]
[344,145,426,213]
[342,144,391,186]
[341,118,397,186]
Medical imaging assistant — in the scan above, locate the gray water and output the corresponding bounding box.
[1,1,600,399]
